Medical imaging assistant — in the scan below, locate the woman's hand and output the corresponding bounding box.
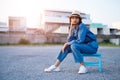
[62,42,71,53]
[70,24,74,30]
[69,24,75,36]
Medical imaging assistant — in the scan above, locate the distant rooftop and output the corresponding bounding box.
[90,23,106,28]
[44,9,86,15]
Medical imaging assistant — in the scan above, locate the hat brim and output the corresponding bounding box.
[69,14,80,18]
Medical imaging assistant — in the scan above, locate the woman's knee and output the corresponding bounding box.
[71,43,78,50]
[71,43,85,52]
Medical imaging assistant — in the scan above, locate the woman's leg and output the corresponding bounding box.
[44,45,71,72]
[71,43,97,73]
[54,60,60,67]
[71,43,97,63]
[55,45,72,67]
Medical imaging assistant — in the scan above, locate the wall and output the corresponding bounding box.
[110,38,120,45]
[0,32,120,44]
[0,32,46,44]
[103,28,110,35]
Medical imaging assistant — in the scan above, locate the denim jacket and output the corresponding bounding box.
[67,23,98,49]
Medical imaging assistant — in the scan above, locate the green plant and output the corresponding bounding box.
[102,39,110,43]
[18,38,30,44]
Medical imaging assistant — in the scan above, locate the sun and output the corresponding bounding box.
[25,9,44,28]
[8,0,44,28]
[15,0,45,28]
[1,0,47,28]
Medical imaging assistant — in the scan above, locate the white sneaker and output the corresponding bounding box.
[78,65,87,74]
[44,65,60,72]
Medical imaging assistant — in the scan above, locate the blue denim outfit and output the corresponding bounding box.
[57,23,98,63]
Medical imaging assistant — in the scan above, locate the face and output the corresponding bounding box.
[70,16,80,25]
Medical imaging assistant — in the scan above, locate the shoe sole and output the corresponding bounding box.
[78,71,87,74]
[44,68,60,72]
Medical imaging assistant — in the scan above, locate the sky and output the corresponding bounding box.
[0,0,120,28]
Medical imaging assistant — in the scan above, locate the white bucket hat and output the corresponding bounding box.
[69,10,81,18]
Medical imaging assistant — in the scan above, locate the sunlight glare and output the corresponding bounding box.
[16,0,45,28]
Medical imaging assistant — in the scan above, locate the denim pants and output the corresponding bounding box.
[57,42,97,63]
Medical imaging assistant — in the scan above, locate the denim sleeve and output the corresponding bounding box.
[67,36,75,42]
[67,29,75,42]
[70,24,87,44]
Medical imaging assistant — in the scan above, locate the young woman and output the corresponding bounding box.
[44,11,98,74]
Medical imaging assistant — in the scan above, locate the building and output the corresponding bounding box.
[0,10,120,44]
[0,22,9,32]
[42,10,92,34]
[109,27,120,45]
[90,23,109,35]
[9,16,26,32]
[90,23,120,45]
[90,23,117,35]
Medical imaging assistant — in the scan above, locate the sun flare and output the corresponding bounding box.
[11,0,45,28]
[22,1,44,28]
